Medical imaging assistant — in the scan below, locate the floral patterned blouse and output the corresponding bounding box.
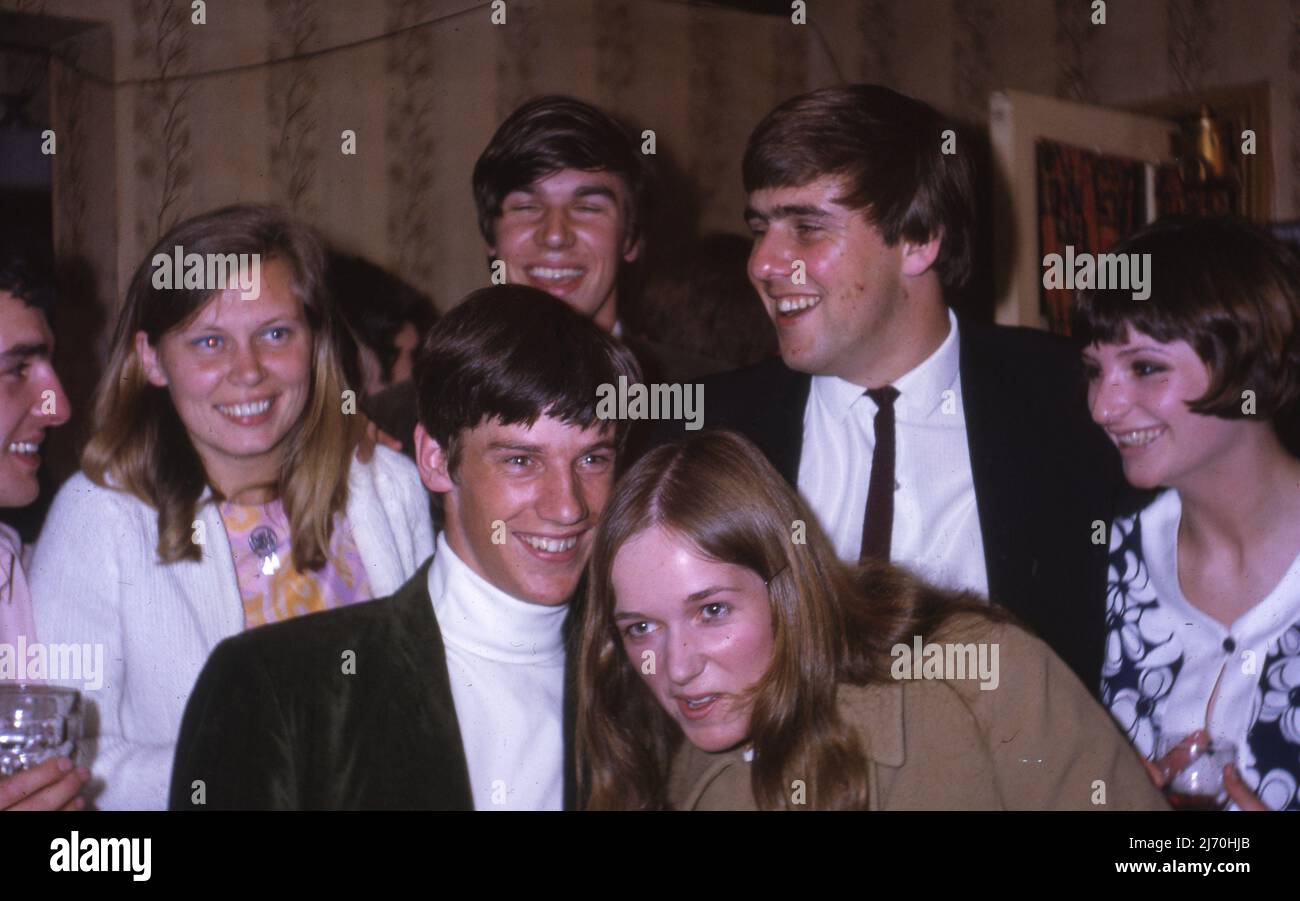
[219,498,374,629]
[1102,489,1300,811]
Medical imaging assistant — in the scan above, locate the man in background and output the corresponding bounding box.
[369,94,707,455]
[331,251,437,458]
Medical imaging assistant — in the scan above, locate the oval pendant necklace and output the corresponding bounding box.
[249,525,282,576]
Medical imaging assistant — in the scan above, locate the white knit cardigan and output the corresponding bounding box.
[28,446,435,810]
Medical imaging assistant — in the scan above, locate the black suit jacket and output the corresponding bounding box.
[169,557,580,810]
[651,317,1123,695]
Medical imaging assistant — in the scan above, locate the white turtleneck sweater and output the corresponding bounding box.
[427,534,568,811]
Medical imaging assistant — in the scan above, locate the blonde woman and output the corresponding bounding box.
[30,205,433,809]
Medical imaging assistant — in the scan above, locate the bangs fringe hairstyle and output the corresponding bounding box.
[472,94,651,250]
[83,204,364,569]
[1071,216,1300,421]
[578,430,1003,810]
[413,284,642,475]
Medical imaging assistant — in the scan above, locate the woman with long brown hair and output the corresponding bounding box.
[578,430,1166,810]
[28,204,433,809]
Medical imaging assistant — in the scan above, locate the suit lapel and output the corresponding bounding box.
[772,367,812,485]
[956,319,1026,617]
[748,360,812,485]
[961,315,1050,631]
[388,557,476,809]
[562,591,583,811]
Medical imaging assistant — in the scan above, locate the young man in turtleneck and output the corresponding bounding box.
[168,285,639,810]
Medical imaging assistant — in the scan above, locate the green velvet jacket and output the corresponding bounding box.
[168,557,578,810]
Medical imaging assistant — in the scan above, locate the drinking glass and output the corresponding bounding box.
[1155,732,1236,811]
[0,684,82,777]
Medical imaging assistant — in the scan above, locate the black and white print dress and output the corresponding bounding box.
[1101,489,1300,811]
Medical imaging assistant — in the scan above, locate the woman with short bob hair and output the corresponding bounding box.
[1074,216,1300,811]
[577,430,1165,810]
[30,204,433,809]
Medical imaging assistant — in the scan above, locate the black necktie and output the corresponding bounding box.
[859,385,900,563]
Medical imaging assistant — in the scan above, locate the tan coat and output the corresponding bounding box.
[667,617,1170,811]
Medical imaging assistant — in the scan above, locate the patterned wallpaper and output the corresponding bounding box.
[4,0,1299,344]
[130,0,195,246]
[267,0,322,219]
[384,0,440,293]
[1054,0,1097,102]
[856,1,898,87]
[1167,0,1214,95]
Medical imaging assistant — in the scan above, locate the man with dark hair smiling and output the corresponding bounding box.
[369,94,699,456]
[170,286,639,810]
[662,84,1122,695]
[0,246,87,811]
[472,94,649,334]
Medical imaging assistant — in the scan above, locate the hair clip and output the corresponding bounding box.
[765,564,789,587]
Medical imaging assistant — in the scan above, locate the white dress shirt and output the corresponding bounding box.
[427,533,567,811]
[797,309,989,598]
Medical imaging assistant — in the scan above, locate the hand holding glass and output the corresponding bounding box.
[0,684,82,777]
[1155,732,1236,811]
